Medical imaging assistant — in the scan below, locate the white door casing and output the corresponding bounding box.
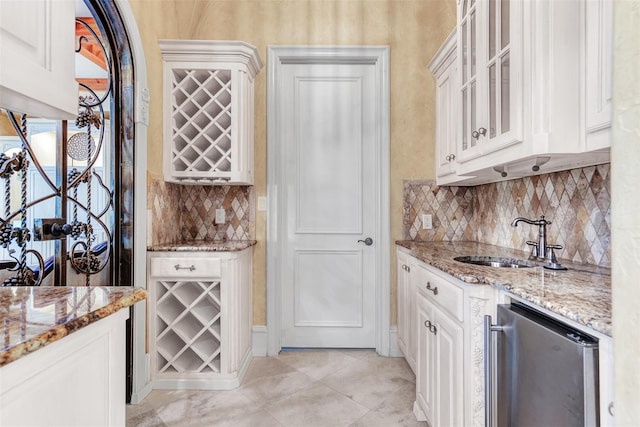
[267,46,390,355]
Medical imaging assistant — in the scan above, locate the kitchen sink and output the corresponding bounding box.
[454,256,537,269]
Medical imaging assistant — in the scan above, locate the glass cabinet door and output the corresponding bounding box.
[459,0,478,158]
[487,0,510,141]
[457,0,522,162]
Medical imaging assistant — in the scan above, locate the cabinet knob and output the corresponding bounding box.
[426,281,438,295]
[608,401,614,416]
[472,127,487,140]
[445,154,456,162]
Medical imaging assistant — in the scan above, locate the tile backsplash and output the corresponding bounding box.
[147,178,255,246]
[403,164,611,267]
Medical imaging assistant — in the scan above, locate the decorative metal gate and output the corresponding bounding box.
[0,14,116,287]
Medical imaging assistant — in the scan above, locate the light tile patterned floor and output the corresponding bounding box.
[127,349,428,427]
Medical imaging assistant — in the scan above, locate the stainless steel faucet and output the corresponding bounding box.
[511,215,551,260]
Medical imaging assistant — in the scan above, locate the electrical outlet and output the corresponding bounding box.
[215,208,226,224]
[422,214,433,230]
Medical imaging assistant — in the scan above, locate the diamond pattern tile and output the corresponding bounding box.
[147,178,255,246]
[403,164,611,268]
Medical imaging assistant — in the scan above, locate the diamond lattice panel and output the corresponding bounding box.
[155,280,222,374]
[170,69,233,176]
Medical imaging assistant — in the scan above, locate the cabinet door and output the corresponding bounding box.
[458,0,522,162]
[396,250,411,359]
[433,306,464,427]
[458,0,480,160]
[0,0,78,119]
[583,0,613,151]
[416,295,435,426]
[435,47,458,179]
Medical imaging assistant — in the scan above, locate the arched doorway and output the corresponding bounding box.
[0,0,148,401]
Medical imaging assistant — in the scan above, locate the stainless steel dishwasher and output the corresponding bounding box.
[484,302,599,427]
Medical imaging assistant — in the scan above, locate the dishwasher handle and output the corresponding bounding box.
[484,315,504,427]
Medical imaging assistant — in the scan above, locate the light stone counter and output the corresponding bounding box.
[396,240,611,336]
[0,286,146,367]
[147,239,256,252]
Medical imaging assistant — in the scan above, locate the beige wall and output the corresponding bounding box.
[129,0,456,325]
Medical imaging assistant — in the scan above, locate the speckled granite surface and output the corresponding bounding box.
[147,239,256,252]
[0,286,146,367]
[396,240,611,336]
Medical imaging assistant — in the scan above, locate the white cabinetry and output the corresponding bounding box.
[434,0,612,185]
[456,0,523,164]
[582,0,613,152]
[0,0,78,119]
[147,249,252,389]
[397,246,494,426]
[159,40,262,185]
[416,292,464,427]
[396,248,416,372]
[1,310,128,427]
[428,30,466,184]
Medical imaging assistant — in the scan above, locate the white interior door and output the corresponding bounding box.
[279,61,377,348]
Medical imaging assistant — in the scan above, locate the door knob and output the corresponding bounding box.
[357,237,373,246]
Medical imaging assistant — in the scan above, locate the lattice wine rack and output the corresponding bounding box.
[160,40,263,185]
[155,280,222,374]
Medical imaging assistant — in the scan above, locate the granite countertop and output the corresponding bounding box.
[0,286,146,367]
[147,239,257,252]
[396,240,611,336]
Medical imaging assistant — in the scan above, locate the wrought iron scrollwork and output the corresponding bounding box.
[0,17,114,287]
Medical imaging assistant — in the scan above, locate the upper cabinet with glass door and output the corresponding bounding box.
[457,0,523,164]
[436,0,611,185]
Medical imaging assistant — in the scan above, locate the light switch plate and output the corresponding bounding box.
[257,196,267,211]
[422,214,433,230]
[215,208,226,224]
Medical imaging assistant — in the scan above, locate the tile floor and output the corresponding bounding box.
[127,349,428,427]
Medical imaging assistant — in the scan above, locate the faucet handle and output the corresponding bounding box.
[545,244,563,263]
[526,240,539,258]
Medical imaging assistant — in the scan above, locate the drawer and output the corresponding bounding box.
[149,256,221,278]
[414,263,464,322]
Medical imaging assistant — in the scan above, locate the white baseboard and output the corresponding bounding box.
[388,326,403,357]
[252,325,268,357]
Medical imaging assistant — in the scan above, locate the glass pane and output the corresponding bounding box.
[470,12,476,77]
[462,87,468,151]
[463,0,468,14]
[471,81,476,147]
[501,53,511,133]
[462,21,468,83]
[470,0,475,7]
[501,0,510,49]
[489,64,496,138]
[489,0,496,59]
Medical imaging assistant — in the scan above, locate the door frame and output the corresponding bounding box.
[266,46,390,356]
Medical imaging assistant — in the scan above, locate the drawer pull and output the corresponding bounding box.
[174,264,196,271]
[426,282,439,295]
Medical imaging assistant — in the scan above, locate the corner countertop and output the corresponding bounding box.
[0,286,147,367]
[147,239,257,252]
[396,240,611,336]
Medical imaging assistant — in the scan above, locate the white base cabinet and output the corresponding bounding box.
[396,248,416,372]
[0,309,128,427]
[397,246,494,427]
[148,248,252,390]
